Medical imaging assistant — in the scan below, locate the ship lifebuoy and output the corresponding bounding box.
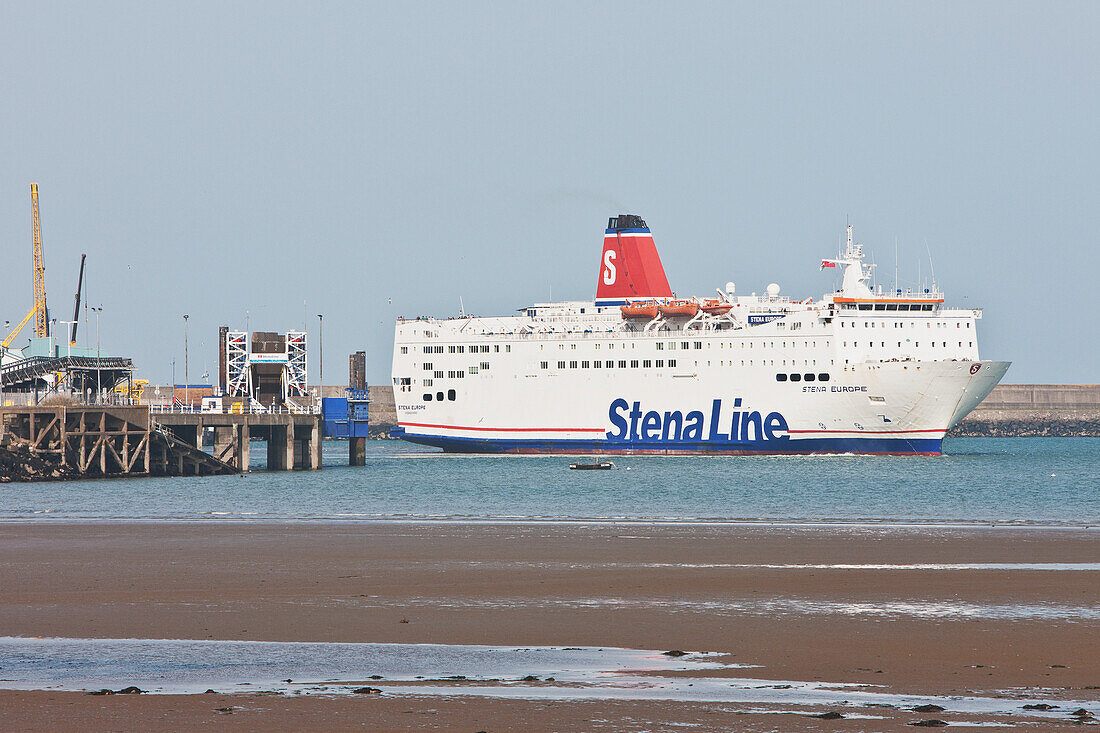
[970,363,981,375]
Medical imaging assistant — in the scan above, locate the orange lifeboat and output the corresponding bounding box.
[620,301,660,319]
[701,298,732,315]
[659,299,699,318]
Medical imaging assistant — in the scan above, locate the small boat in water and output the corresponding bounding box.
[569,460,615,470]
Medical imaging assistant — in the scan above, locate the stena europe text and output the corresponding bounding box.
[390,215,1010,455]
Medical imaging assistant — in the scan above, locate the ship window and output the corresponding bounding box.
[540,361,548,369]
[468,366,478,374]
[422,346,431,353]
[668,342,676,350]
[582,360,590,368]
[448,389,456,401]
[669,359,676,367]
[481,345,489,353]
[681,341,690,349]
[619,360,627,368]
[449,346,456,353]
[593,361,601,368]
[557,361,566,369]
[457,346,464,353]
[643,359,652,368]
[898,304,910,311]
[790,373,802,382]
[923,304,933,311]
[494,345,500,352]
[656,359,664,367]
[694,341,702,349]
[631,360,639,368]
[804,373,815,382]
[400,346,408,354]
[776,373,787,382]
[436,391,444,401]
[423,362,433,370]
[423,379,433,386]
[481,362,489,370]
[886,304,898,311]
[875,304,886,310]
[423,393,432,401]
[457,371,464,378]
[656,342,664,350]
[569,361,578,368]
[606,360,614,368]
[858,304,872,310]
[434,371,444,378]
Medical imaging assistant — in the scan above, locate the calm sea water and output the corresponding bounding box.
[2,438,1097,524]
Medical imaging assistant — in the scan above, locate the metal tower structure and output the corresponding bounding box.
[30,183,49,337]
[225,331,250,396]
[285,331,307,397]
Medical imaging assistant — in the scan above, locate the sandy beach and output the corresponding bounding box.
[0,522,1096,730]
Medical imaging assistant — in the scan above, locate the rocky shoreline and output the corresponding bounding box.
[0,436,78,483]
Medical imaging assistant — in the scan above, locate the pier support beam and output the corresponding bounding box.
[267,425,288,471]
[239,423,250,471]
[310,421,322,470]
[350,437,366,466]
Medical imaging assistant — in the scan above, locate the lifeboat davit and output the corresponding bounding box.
[659,299,699,318]
[620,301,660,319]
[701,298,732,315]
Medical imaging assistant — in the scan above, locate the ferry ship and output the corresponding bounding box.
[390,215,1009,455]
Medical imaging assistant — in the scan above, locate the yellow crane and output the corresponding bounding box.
[31,183,49,338]
[2,307,36,349]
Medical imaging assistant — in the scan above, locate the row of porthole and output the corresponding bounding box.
[423,390,457,402]
[776,373,830,383]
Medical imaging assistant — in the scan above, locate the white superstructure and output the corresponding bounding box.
[391,216,1008,455]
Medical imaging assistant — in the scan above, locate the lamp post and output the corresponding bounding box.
[58,320,76,399]
[183,314,190,412]
[91,306,102,403]
[316,313,323,407]
[1,320,9,411]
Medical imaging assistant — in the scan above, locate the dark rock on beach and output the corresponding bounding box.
[813,711,845,719]
[87,686,145,695]
[352,686,381,694]
[1022,703,1056,710]
[908,720,949,728]
[662,650,687,657]
[913,704,946,712]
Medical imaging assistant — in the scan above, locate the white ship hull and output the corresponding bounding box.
[390,216,1009,456]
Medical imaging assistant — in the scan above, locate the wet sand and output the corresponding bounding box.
[0,522,1097,730]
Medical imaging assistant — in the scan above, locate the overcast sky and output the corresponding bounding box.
[2,1,1096,385]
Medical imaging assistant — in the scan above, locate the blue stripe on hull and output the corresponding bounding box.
[393,430,942,456]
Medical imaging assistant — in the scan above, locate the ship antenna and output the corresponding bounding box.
[925,240,937,292]
[894,236,898,294]
[459,296,466,317]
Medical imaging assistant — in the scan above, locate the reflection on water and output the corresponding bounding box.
[0,637,1088,720]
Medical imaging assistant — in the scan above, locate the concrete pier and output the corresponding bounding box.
[153,412,322,471]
